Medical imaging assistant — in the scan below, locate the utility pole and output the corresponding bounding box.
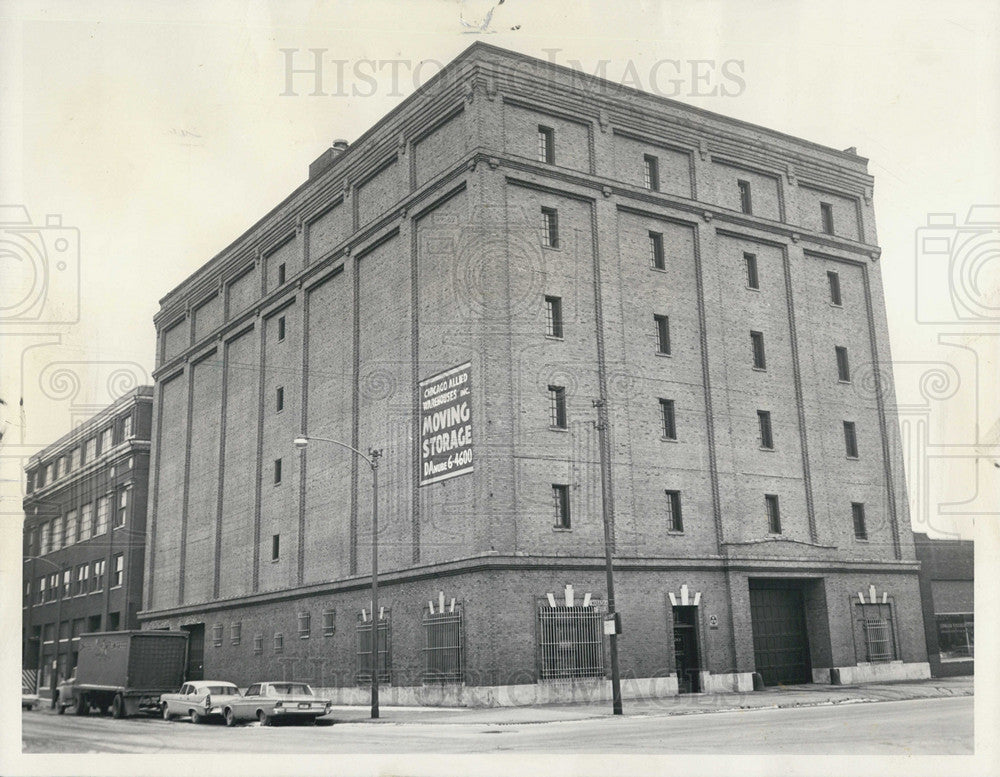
[593,399,623,715]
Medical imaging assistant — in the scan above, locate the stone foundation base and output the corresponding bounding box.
[829,661,931,685]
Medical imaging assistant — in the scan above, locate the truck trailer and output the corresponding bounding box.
[56,630,188,718]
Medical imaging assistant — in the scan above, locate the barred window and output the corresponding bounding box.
[356,613,391,684]
[548,385,567,429]
[253,634,263,655]
[423,604,463,683]
[659,398,676,440]
[751,331,767,370]
[537,125,555,164]
[827,270,842,305]
[538,600,606,680]
[212,623,224,647]
[765,494,781,534]
[643,154,660,191]
[545,295,563,338]
[738,179,752,214]
[231,621,242,645]
[857,603,896,662]
[744,252,760,289]
[649,231,665,270]
[758,410,773,449]
[665,490,683,532]
[541,207,559,248]
[323,610,336,637]
[298,611,311,639]
[552,484,570,529]
[654,314,671,355]
[852,502,867,540]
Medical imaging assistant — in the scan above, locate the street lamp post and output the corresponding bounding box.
[294,436,382,719]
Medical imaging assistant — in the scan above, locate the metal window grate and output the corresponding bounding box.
[423,609,463,683]
[537,603,606,680]
[356,618,391,684]
[858,603,896,662]
[548,385,567,428]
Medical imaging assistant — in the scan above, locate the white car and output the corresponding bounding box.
[160,680,242,723]
[222,681,331,726]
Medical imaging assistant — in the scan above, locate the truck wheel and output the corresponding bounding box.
[162,703,174,721]
[224,708,237,727]
[190,710,204,724]
[112,695,125,719]
[74,695,88,716]
[56,701,66,715]
[258,710,271,727]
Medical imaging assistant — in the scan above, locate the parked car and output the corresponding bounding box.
[220,681,331,727]
[161,681,242,723]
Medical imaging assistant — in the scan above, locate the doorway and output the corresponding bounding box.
[181,623,204,681]
[749,580,812,686]
[672,606,701,693]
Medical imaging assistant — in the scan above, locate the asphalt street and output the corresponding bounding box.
[21,695,972,755]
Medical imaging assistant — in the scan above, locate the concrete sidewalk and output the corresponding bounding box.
[321,676,974,725]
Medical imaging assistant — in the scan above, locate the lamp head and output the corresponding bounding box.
[293,437,309,449]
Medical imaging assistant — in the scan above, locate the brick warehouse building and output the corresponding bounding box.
[21,386,153,699]
[141,43,928,703]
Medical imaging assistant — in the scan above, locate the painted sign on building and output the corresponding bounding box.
[418,362,473,486]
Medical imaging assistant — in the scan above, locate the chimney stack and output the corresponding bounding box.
[309,138,351,180]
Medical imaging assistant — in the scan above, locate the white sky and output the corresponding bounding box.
[0,2,998,772]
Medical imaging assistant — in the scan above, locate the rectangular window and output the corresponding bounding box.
[936,614,974,660]
[538,602,605,680]
[94,495,109,536]
[274,458,282,484]
[545,295,563,338]
[271,533,280,561]
[654,314,671,355]
[298,611,311,639]
[80,503,93,541]
[852,502,867,540]
[277,316,286,342]
[274,633,284,653]
[541,207,559,248]
[46,462,54,484]
[537,125,555,164]
[649,231,665,270]
[114,489,128,528]
[827,270,842,305]
[844,421,859,458]
[356,615,390,684]
[212,623,224,647]
[423,605,463,683]
[765,494,781,534]
[738,179,753,214]
[836,345,851,381]
[122,415,133,440]
[112,553,124,587]
[277,262,286,285]
[72,447,82,470]
[253,634,264,655]
[276,386,284,412]
[40,522,51,555]
[52,516,64,551]
[75,564,88,596]
[751,331,767,370]
[665,490,683,532]
[85,438,96,462]
[230,622,242,645]
[323,610,336,637]
[758,410,774,449]
[820,202,835,234]
[26,471,34,494]
[57,456,66,479]
[552,484,570,529]
[100,427,113,453]
[38,576,47,604]
[858,603,896,662]
[62,569,72,598]
[92,560,105,592]
[659,399,677,440]
[548,385,567,429]
[643,154,660,191]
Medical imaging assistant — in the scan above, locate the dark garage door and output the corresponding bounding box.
[749,581,811,686]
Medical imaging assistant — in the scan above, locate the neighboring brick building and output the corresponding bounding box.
[141,43,927,703]
[21,386,153,699]
[913,533,973,677]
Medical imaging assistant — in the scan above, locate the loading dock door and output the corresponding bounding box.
[749,581,811,686]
